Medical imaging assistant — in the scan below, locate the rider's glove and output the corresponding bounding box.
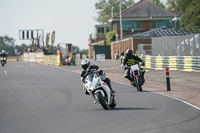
[81,77,86,83]
[98,69,104,75]
[141,61,145,66]
[100,75,106,80]
[123,67,126,71]
[123,66,128,70]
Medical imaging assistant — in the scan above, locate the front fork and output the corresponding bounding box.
[93,89,111,105]
[132,70,141,82]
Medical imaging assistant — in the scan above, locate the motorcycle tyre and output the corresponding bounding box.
[97,92,110,110]
[136,76,143,92]
[109,96,116,108]
[134,78,139,91]
[2,62,5,67]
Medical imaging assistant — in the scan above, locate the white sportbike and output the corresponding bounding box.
[82,70,116,110]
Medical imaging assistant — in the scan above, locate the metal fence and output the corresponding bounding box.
[152,34,200,56]
[136,44,152,55]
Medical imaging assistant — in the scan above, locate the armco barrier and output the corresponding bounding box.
[35,52,43,63]
[22,52,60,66]
[23,53,29,62]
[183,56,193,72]
[23,52,43,63]
[43,55,59,66]
[155,56,163,70]
[193,56,200,72]
[168,56,177,71]
[141,55,200,72]
[7,58,17,62]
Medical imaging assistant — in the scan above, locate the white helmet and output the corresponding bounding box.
[2,50,5,54]
[81,59,90,70]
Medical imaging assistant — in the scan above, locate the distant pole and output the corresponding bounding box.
[166,67,171,91]
[120,3,123,40]
[111,7,114,17]
[41,29,44,50]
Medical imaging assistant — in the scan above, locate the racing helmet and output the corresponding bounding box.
[2,50,5,54]
[126,49,133,58]
[81,59,90,70]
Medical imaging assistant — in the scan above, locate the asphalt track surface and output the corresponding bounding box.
[0,62,200,133]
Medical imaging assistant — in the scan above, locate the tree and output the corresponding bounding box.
[0,35,16,56]
[95,0,135,24]
[106,31,116,46]
[176,0,191,12]
[72,45,80,54]
[180,1,200,27]
[148,0,165,8]
[15,43,28,55]
[166,0,200,27]
[166,0,191,11]
[79,49,88,55]
[166,0,178,11]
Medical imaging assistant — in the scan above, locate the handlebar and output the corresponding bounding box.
[85,69,100,77]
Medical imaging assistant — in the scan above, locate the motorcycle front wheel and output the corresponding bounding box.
[2,62,5,67]
[136,76,143,92]
[97,92,110,110]
[109,96,116,108]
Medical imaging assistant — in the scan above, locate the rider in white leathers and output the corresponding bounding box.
[80,59,115,96]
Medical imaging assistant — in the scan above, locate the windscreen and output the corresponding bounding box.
[86,73,94,82]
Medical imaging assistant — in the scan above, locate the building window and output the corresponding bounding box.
[106,28,110,33]
[135,21,141,30]
[98,27,104,34]
[113,23,117,32]
[122,21,134,30]
[151,21,157,29]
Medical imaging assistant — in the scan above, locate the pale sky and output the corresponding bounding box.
[0,0,99,49]
[0,0,166,50]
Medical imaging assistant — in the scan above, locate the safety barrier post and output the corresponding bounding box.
[166,67,171,91]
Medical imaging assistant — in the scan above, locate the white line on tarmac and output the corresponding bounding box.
[44,64,200,111]
[152,92,200,111]
[113,81,200,111]
[4,70,7,75]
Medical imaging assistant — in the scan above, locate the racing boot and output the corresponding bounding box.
[106,80,116,95]
[83,87,90,95]
[141,75,145,85]
[127,77,136,86]
[85,90,90,95]
[109,86,116,96]
[130,81,136,87]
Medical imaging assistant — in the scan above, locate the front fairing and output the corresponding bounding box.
[130,64,141,78]
[0,57,6,61]
[84,73,111,104]
[85,73,100,91]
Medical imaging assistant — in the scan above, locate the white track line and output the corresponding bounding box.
[4,70,7,75]
[42,64,200,111]
[112,80,200,111]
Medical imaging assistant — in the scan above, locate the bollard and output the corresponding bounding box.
[166,67,171,91]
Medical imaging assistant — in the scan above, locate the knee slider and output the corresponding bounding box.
[124,74,128,78]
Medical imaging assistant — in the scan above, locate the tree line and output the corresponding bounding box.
[95,0,200,27]
[0,35,23,56]
[0,35,88,56]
